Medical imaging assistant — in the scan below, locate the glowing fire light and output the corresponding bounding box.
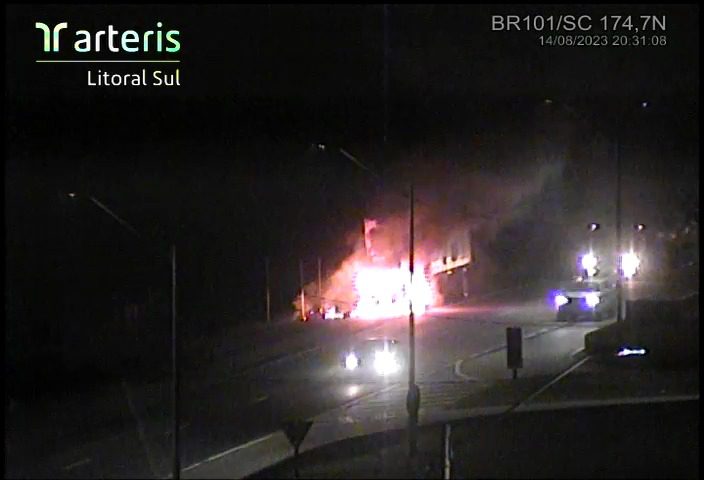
[350,262,435,320]
[324,306,344,320]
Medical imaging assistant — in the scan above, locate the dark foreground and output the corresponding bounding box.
[254,355,699,479]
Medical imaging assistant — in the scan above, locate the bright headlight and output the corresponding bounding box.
[620,252,640,279]
[585,292,600,308]
[373,349,399,375]
[345,353,359,370]
[581,253,598,273]
[554,294,569,308]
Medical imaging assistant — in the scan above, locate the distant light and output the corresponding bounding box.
[68,192,77,198]
[373,348,399,375]
[346,385,360,397]
[620,252,641,279]
[635,223,645,231]
[585,292,600,308]
[317,143,326,151]
[641,101,650,108]
[345,353,359,370]
[588,223,600,232]
[544,98,553,104]
[617,347,647,357]
[581,252,598,273]
[554,294,569,309]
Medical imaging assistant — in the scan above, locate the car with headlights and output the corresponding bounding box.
[553,277,618,322]
[340,337,405,377]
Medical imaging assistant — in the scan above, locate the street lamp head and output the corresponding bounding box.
[588,222,600,232]
[640,101,650,108]
[635,223,646,231]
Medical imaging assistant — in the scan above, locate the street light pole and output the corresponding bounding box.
[406,183,420,458]
[67,192,180,479]
[319,145,423,458]
[549,100,647,321]
[615,136,623,322]
[319,144,423,458]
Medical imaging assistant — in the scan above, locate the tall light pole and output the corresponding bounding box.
[547,99,650,321]
[314,144,421,457]
[615,136,623,322]
[67,192,180,479]
[406,183,420,458]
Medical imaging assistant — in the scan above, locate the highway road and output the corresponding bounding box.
[6,281,663,479]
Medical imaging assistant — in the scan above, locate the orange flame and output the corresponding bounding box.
[350,261,435,320]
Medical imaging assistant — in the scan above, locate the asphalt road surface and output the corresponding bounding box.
[6,282,658,479]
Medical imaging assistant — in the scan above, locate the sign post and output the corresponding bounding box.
[506,327,523,379]
[283,420,313,479]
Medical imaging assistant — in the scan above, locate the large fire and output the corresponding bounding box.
[293,216,442,321]
[350,261,435,320]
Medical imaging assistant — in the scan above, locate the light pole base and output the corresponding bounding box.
[406,384,421,457]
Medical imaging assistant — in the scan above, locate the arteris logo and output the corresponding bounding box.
[35,22,180,53]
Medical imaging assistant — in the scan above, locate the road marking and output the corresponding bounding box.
[342,383,400,411]
[525,326,563,339]
[63,457,91,471]
[453,359,480,382]
[181,432,278,473]
[516,394,700,413]
[507,356,592,413]
[122,379,159,478]
[571,347,585,357]
[453,326,566,381]
[234,345,322,376]
[251,394,269,404]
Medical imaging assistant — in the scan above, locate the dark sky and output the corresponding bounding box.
[5,5,699,349]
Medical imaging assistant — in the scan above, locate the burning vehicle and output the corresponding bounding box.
[349,260,435,320]
[294,216,447,321]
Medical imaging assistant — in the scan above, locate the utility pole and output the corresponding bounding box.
[265,257,271,323]
[67,193,181,480]
[383,3,389,145]
[615,137,623,322]
[406,183,420,458]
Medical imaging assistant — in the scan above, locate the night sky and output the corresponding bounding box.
[5,5,698,378]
